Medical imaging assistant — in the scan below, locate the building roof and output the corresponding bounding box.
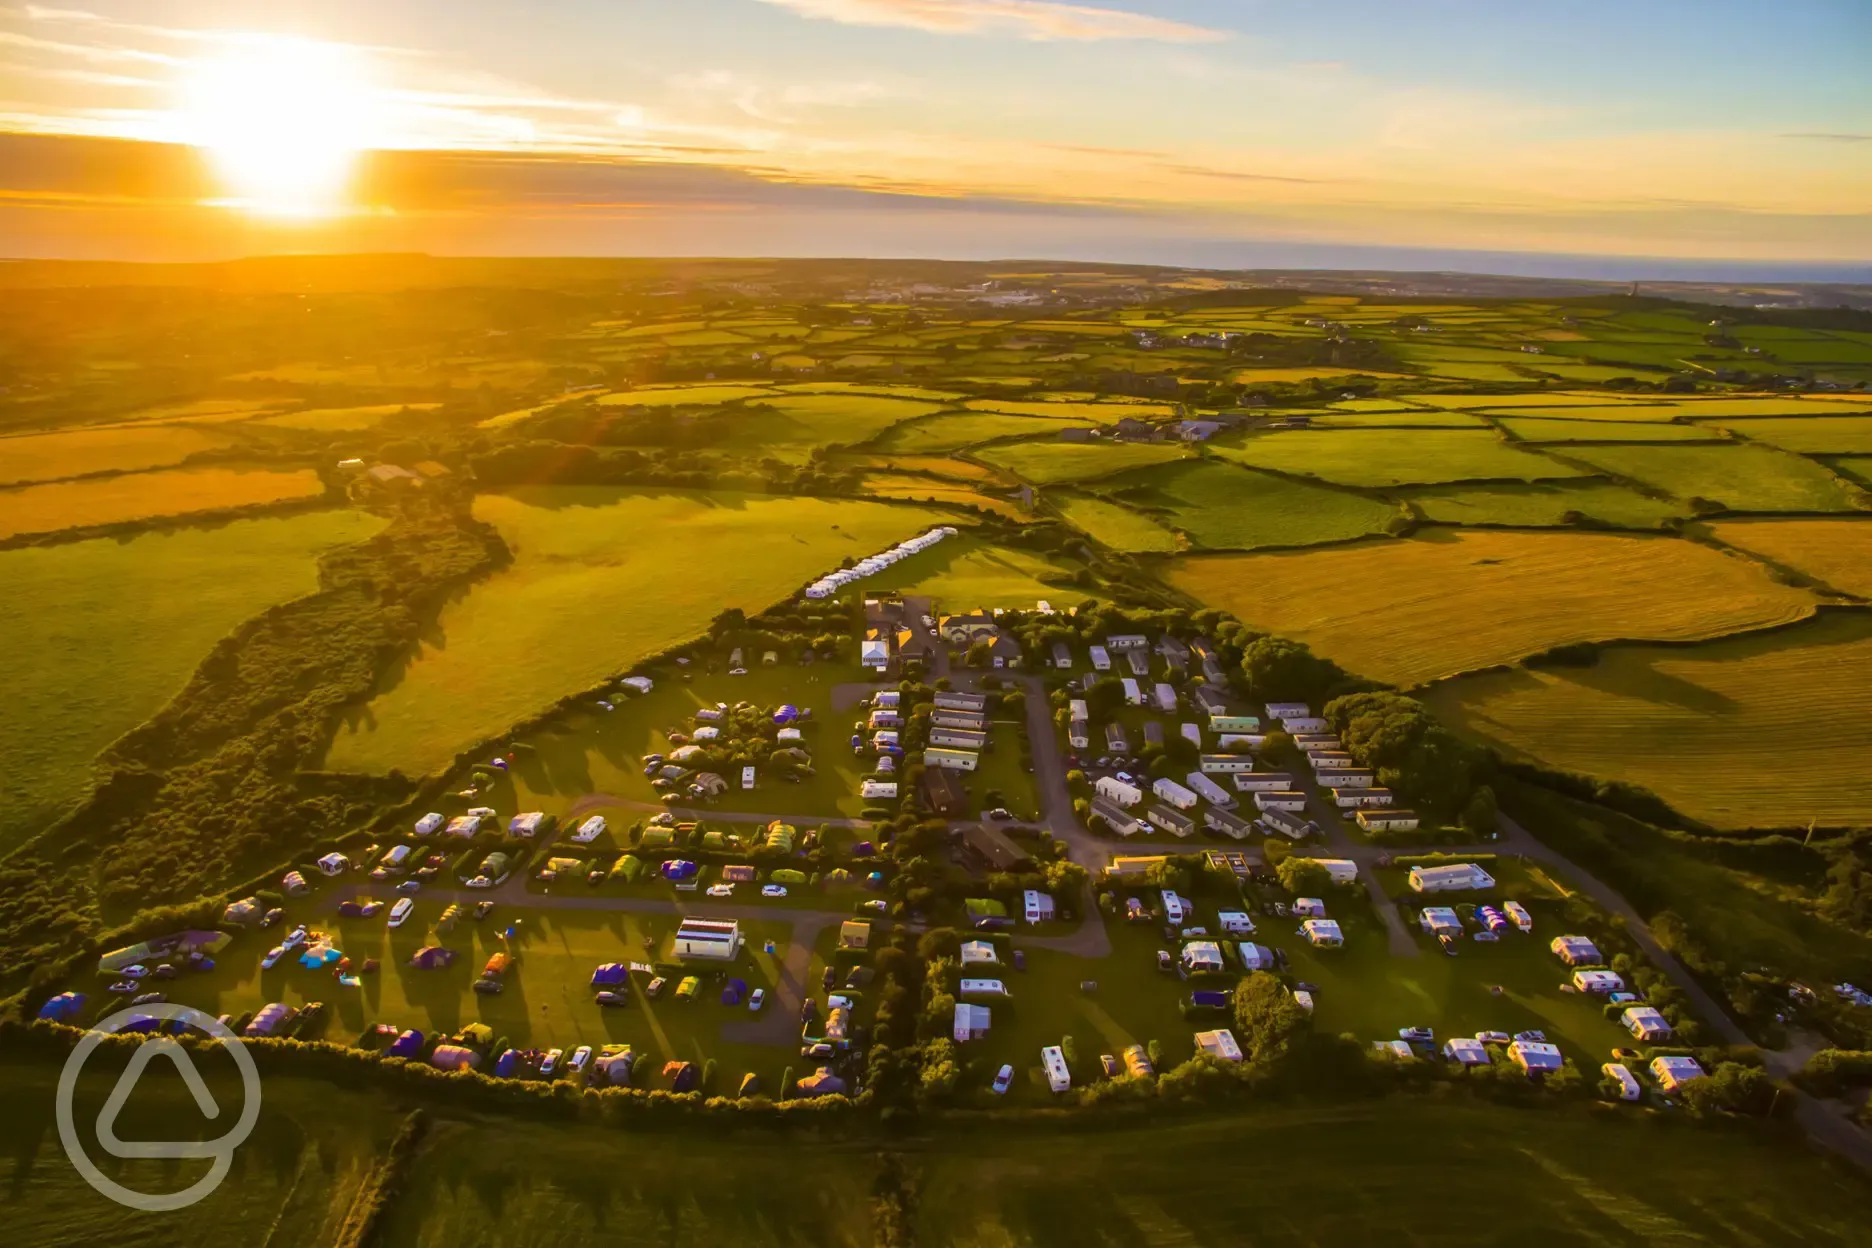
[961,823,1033,872]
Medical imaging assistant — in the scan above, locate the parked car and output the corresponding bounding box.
[1100,1054,1121,1078]
[707,883,735,898]
[395,880,422,896]
[1399,1027,1435,1043]
[675,976,700,1001]
[1475,1031,1511,1045]
[472,978,503,995]
[1012,950,1026,972]
[749,989,765,1011]
[991,1064,1015,1095]
[131,992,165,1007]
[801,1042,836,1059]
[540,1048,563,1076]
[858,899,887,914]
[985,807,1013,821]
[595,991,629,1007]
[569,1046,593,1072]
[473,901,495,920]
[761,884,788,899]
[388,898,414,928]
[1514,1030,1548,1044]
[283,926,309,948]
[261,945,287,970]
[646,976,668,998]
[822,967,838,990]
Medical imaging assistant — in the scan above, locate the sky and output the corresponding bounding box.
[2,0,1869,274]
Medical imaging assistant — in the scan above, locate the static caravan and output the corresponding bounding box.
[741,766,757,790]
[1307,752,1355,771]
[860,780,898,800]
[1104,722,1130,753]
[1551,935,1603,966]
[1153,682,1178,713]
[1419,907,1463,935]
[1146,804,1196,837]
[1041,1045,1072,1092]
[1184,772,1235,807]
[1090,798,1143,836]
[1311,858,1359,885]
[924,747,979,772]
[1088,645,1111,671]
[1282,716,1330,734]
[1142,721,1165,749]
[1022,890,1057,924]
[1194,1029,1243,1062]
[1210,714,1261,734]
[1126,650,1151,677]
[1160,889,1188,925]
[1105,633,1149,651]
[930,727,988,750]
[1121,678,1143,706]
[1573,970,1626,994]
[1217,910,1256,935]
[1203,807,1255,839]
[1333,787,1394,808]
[1068,719,1091,750]
[1302,919,1344,948]
[1317,767,1375,788]
[959,978,1008,998]
[1234,772,1294,793]
[1096,775,1143,807]
[1254,791,1308,813]
[1292,734,1341,752]
[1181,723,1204,749]
[1237,943,1275,971]
[1153,777,1199,810]
[1201,754,1255,774]
[1051,642,1074,670]
[1068,698,1090,721]
[1358,809,1422,833]
[1624,1007,1673,1042]
[1265,702,1310,720]
[934,691,988,713]
[1216,734,1266,751]
[1406,862,1494,892]
[932,710,988,731]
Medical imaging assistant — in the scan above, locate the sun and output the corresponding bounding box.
[179,37,376,217]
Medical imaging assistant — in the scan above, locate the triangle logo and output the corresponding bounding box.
[95,1039,224,1161]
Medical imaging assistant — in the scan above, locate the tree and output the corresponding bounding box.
[1231,972,1311,1066]
[1678,1063,1778,1117]
[1461,785,1499,836]
[1276,857,1333,897]
[965,640,992,668]
[1240,637,1339,703]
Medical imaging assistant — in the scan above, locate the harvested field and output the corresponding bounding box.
[862,472,1024,518]
[1427,611,1872,829]
[0,466,326,540]
[1101,459,1397,550]
[1211,428,1585,487]
[1495,416,1723,443]
[0,424,224,486]
[1053,493,1182,552]
[1708,517,1872,597]
[1407,481,1687,529]
[1166,528,1816,686]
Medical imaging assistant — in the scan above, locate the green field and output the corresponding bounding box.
[1308,409,1491,428]
[963,399,1176,420]
[255,403,442,431]
[324,489,944,777]
[1212,428,1585,487]
[875,412,1089,453]
[597,384,777,407]
[0,466,326,540]
[1693,414,1872,454]
[975,441,1186,485]
[868,536,1083,609]
[723,393,949,461]
[1166,529,1817,686]
[1560,443,1871,512]
[0,509,386,849]
[0,424,227,486]
[1495,416,1723,443]
[1100,459,1399,550]
[1052,493,1183,552]
[1427,610,1872,829]
[1406,481,1689,529]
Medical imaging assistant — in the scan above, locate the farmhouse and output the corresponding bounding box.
[1551,935,1603,966]
[1254,791,1308,813]
[1302,919,1344,947]
[1051,642,1074,669]
[1651,1054,1706,1091]
[1210,714,1261,734]
[1203,807,1255,839]
[1234,772,1294,792]
[1146,804,1196,837]
[1358,809,1422,833]
[1153,777,1199,810]
[1091,798,1144,836]
[1184,772,1235,807]
[1406,862,1495,894]
[1194,1029,1244,1062]
[924,747,979,771]
[939,612,1000,645]
[1095,775,1143,807]
[1623,1007,1673,1042]
[1105,722,1131,753]
[953,1003,992,1042]
[674,918,743,961]
[961,824,1034,873]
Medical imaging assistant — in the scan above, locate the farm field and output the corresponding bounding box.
[1495,416,1722,443]
[1052,492,1183,552]
[1708,518,1872,597]
[874,412,1090,453]
[1692,414,1872,454]
[1427,611,1872,828]
[597,384,776,407]
[1099,459,1399,550]
[861,472,1023,518]
[1409,393,1658,409]
[0,423,225,486]
[963,398,1176,419]
[975,440,1185,485]
[1559,443,1871,513]
[723,393,948,461]
[867,535,1083,608]
[324,489,943,777]
[1211,428,1586,487]
[255,403,442,431]
[0,465,326,540]
[1165,529,1818,686]
[0,508,387,849]
[1405,481,1688,529]
[1308,409,1490,428]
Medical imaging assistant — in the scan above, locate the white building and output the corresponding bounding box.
[1317,767,1375,788]
[1303,919,1344,947]
[1333,787,1394,808]
[509,812,548,838]
[674,918,743,960]
[1194,1029,1243,1062]
[1088,645,1111,671]
[1201,754,1255,774]
[1121,677,1143,706]
[924,748,979,772]
[953,1002,991,1042]
[1234,772,1293,792]
[1282,716,1330,734]
[1105,633,1149,651]
[1095,775,1144,807]
[1042,1045,1072,1092]
[860,780,898,799]
[1153,777,1199,810]
[1407,862,1495,893]
[1254,790,1307,813]
[1292,897,1327,918]
[1184,772,1235,807]
[960,940,999,966]
[1357,809,1421,833]
[959,978,1008,998]
[413,812,444,836]
[1023,890,1056,924]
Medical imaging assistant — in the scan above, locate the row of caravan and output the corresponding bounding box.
[804,527,960,598]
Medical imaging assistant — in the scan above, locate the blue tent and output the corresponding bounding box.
[661,859,699,880]
[721,978,747,1005]
[299,943,343,969]
[852,841,875,858]
[388,1029,424,1058]
[866,871,886,889]
[591,963,629,987]
[772,704,800,725]
[37,992,85,1022]
[494,1049,520,1078]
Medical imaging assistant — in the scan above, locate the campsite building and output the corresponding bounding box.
[961,824,1034,873]
[934,691,988,713]
[1234,772,1294,792]
[1146,804,1196,837]
[675,918,744,961]
[930,727,988,751]
[1153,777,1199,810]
[924,747,979,772]
[1358,809,1422,833]
[1407,862,1495,893]
[1203,807,1255,839]
[1096,775,1143,807]
[1153,682,1178,713]
[1091,798,1143,836]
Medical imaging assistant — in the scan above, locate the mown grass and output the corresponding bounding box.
[1427,611,1872,829]
[1101,459,1397,550]
[1694,414,1872,454]
[875,412,1090,453]
[975,440,1185,485]
[1708,517,1872,597]
[869,535,1083,608]
[0,424,226,486]
[0,466,326,540]
[1496,416,1724,443]
[1561,443,1872,513]
[1405,481,1688,529]
[324,489,945,777]
[1212,428,1585,487]
[1166,528,1817,687]
[1053,493,1183,552]
[0,509,387,849]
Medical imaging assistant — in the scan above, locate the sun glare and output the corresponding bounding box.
[179,37,375,217]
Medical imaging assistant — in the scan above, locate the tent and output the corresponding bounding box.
[721,978,748,1005]
[222,897,261,926]
[796,1066,847,1096]
[663,1060,697,1092]
[494,1049,521,1078]
[773,704,800,724]
[298,942,343,970]
[430,1044,481,1071]
[851,841,875,858]
[37,992,85,1022]
[409,946,454,970]
[591,963,629,987]
[388,1029,424,1058]
[661,859,699,880]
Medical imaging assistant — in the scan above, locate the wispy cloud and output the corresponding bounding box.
[1780,132,1871,143]
[1159,163,1332,185]
[754,0,1228,43]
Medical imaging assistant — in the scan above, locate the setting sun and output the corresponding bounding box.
[178,36,375,217]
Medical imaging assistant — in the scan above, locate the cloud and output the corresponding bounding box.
[753,0,1227,43]
[1781,132,1872,143]
[1158,163,1332,185]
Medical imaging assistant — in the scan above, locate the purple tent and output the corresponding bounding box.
[661,859,699,880]
[720,977,747,1005]
[591,963,629,987]
[664,1060,697,1092]
[409,946,454,970]
[37,992,85,1022]
[388,1029,424,1058]
[851,841,875,858]
[772,704,800,725]
[494,1049,520,1078]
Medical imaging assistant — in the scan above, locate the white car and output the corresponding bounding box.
[749,989,765,1011]
[992,1064,1015,1095]
[388,898,414,928]
[707,883,735,898]
[283,925,309,949]
[569,1045,592,1072]
[465,875,494,889]
[761,885,788,899]
[541,1048,563,1075]
[260,946,287,970]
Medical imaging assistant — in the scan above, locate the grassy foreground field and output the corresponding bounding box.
[0,509,387,849]
[1426,610,1872,829]
[1166,529,1817,687]
[0,466,326,540]
[324,489,943,777]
